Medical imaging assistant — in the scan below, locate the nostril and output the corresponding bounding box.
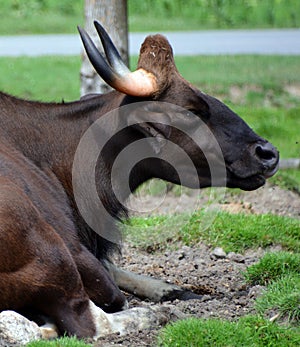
[255,144,276,161]
[254,142,279,178]
[255,142,278,165]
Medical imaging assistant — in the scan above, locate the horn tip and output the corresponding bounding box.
[94,20,105,32]
[77,25,84,35]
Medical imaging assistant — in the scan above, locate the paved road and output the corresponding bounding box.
[0,29,299,56]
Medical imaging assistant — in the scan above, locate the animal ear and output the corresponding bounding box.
[126,103,172,154]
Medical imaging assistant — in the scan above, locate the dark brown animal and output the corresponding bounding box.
[0,21,279,337]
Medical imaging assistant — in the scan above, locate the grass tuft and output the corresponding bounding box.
[245,251,300,285]
[182,212,300,253]
[157,315,300,347]
[256,273,300,324]
[125,211,300,253]
[26,336,91,347]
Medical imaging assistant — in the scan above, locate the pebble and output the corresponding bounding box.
[178,252,185,260]
[227,252,245,263]
[211,247,227,258]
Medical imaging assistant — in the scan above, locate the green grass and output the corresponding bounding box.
[193,213,300,253]
[1,0,300,34]
[26,336,91,347]
[235,107,300,159]
[157,315,300,347]
[129,0,300,31]
[0,56,81,102]
[0,12,84,35]
[244,251,300,325]
[126,211,300,253]
[245,251,300,285]
[0,0,84,35]
[255,273,300,324]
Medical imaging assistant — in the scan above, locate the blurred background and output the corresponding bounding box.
[0,0,299,34]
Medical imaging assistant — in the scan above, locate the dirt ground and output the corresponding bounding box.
[93,183,299,347]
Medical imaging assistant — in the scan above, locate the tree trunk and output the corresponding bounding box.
[80,0,128,96]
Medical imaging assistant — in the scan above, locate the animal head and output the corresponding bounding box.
[78,21,279,191]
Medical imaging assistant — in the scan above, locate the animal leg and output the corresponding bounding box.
[0,182,95,337]
[105,262,202,301]
[73,246,127,313]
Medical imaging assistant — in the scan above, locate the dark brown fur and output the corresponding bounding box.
[137,35,178,94]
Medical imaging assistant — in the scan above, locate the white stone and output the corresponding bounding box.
[0,311,42,346]
[212,247,227,258]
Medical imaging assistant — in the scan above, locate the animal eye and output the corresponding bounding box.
[185,110,195,117]
[186,109,200,117]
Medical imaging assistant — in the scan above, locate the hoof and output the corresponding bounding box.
[161,289,203,302]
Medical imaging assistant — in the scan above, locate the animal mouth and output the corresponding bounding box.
[226,172,265,191]
[226,160,279,191]
[263,162,279,179]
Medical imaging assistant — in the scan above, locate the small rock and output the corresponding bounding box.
[0,311,41,346]
[211,247,226,259]
[248,285,266,298]
[227,252,245,263]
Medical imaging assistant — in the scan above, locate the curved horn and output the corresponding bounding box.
[78,25,118,87]
[78,23,158,97]
[93,21,129,76]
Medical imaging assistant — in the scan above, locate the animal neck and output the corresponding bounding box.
[1,91,123,192]
[46,92,127,197]
[95,125,156,207]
